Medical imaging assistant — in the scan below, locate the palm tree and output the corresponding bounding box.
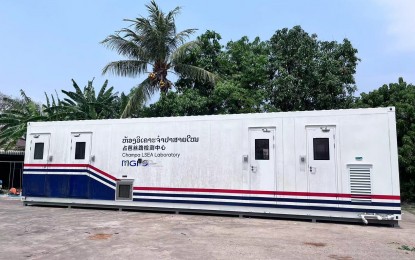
[101,0,216,118]
[0,90,46,149]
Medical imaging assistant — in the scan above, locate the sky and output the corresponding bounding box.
[0,0,414,103]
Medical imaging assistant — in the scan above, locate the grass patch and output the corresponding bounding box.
[398,245,415,251]
[402,203,415,215]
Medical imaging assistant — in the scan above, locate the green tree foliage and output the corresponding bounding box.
[356,78,415,201]
[268,26,359,111]
[143,81,261,117]
[219,36,269,112]
[141,89,210,117]
[212,80,262,114]
[101,0,216,118]
[144,26,359,117]
[0,92,14,112]
[52,79,120,120]
[144,31,269,117]
[42,90,66,121]
[0,90,46,149]
[175,30,223,97]
[0,79,123,149]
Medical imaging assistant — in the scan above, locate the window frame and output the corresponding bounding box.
[74,141,86,160]
[33,142,45,160]
[313,137,330,160]
[255,138,270,160]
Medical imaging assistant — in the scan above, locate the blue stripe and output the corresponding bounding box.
[23,172,115,200]
[24,169,115,187]
[133,192,400,207]
[22,171,401,214]
[132,198,401,215]
[86,170,115,187]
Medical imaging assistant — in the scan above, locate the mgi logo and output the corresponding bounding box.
[121,159,149,167]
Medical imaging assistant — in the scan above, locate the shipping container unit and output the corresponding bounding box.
[22,107,401,225]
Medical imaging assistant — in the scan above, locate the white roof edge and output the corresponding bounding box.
[0,149,25,156]
[27,107,395,126]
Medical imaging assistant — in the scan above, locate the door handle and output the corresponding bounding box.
[309,166,312,172]
[251,166,257,172]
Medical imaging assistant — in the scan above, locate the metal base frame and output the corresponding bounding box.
[23,200,399,227]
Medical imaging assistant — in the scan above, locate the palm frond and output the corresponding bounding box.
[61,97,77,106]
[101,33,147,60]
[61,91,84,104]
[19,89,31,104]
[51,94,57,106]
[97,80,109,100]
[168,29,197,51]
[54,90,61,104]
[71,79,83,96]
[174,63,218,84]
[121,78,156,118]
[0,117,20,125]
[102,60,148,77]
[170,40,200,64]
[44,92,51,107]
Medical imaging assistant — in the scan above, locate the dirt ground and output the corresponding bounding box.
[1,199,414,260]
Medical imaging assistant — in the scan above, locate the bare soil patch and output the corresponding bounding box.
[328,255,353,260]
[1,199,415,259]
[88,233,113,240]
[303,242,327,247]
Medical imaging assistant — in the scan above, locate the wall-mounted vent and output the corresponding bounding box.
[349,165,372,203]
[116,180,133,201]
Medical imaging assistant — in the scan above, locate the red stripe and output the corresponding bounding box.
[133,187,400,200]
[24,163,117,181]
[25,163,88,167]
[88,165,117,181]
[24,164,400,200]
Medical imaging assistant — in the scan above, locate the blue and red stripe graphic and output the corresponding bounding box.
[23,163,401,215]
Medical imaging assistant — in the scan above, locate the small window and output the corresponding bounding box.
[255,139,269,160]
[34,143,44,160]
[313,138,330,160]
[75,142,86,160]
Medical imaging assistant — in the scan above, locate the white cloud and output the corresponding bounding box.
[374,0,415,52]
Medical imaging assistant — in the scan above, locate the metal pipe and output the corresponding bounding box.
[20,168,22,190]
[11,162,15,188]
[360,215,368,224]
[359,214,395,224]
[8,162,11,190]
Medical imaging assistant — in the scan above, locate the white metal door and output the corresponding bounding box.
[306,126,337,195]
[70,132,92,164]
[26,133,51,196]
[249,128,276,191]
[29,133,51,166]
